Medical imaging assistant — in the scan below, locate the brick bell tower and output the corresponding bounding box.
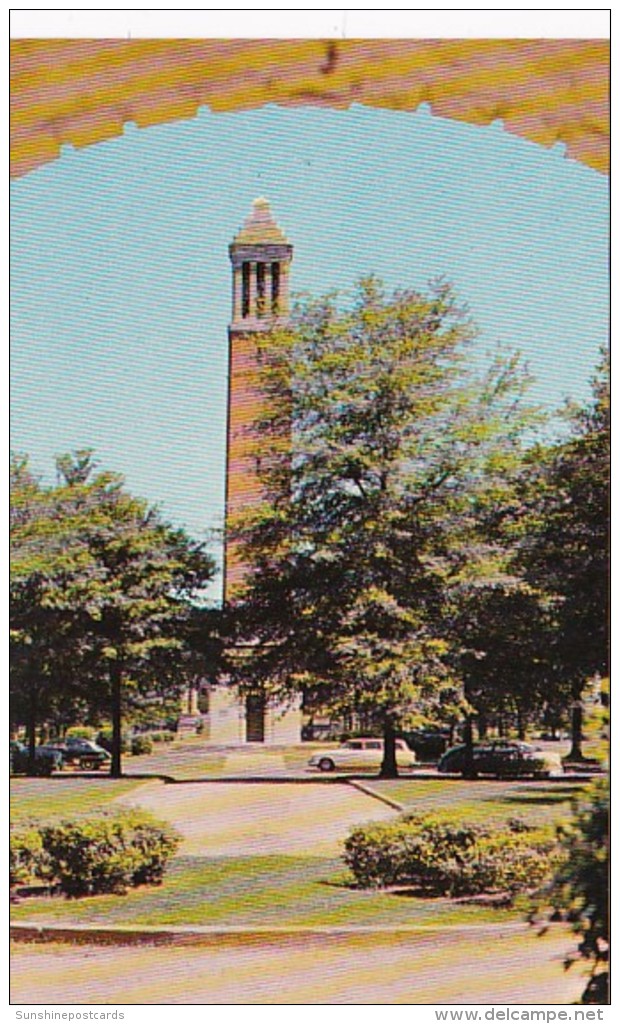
[224,197,293,601]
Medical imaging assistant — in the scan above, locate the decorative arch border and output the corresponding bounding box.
[10,38,609,180]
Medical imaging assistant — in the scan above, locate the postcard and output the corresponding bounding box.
[10,13,610,1012]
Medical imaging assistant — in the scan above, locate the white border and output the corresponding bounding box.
[8,9,612,40]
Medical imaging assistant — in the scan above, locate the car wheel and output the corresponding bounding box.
[81,758,99,771]
[318,758,335,772]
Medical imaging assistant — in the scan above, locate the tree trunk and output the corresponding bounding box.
[26,685,38,774]
[477,712,488,739]
[110,661,123,778]
[516,706,526,741]
[567,685,585,761]
[379,719,399,778]
[462,714,477,779]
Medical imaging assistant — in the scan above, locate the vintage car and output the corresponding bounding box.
[437,740,562,778]
[10,740,64,776]
[43,738,112,770]
[308,737,416,772]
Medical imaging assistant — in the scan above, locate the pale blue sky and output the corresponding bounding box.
[10,104,609,600]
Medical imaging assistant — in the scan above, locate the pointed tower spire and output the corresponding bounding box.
[232,197,290,246]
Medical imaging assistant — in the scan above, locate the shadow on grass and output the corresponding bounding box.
[499,794,576,807]
[12,772,172,783]
[390,888,512,908]
[317,870,369,892]
[491,785,584,809]
[318,879,511,908]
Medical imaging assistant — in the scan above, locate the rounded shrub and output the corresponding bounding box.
[10,824,50,888]
[131,735,154,756]
[435,828,561,897]
[343,814,559,898]
[119,809,181,885]
[39,809,180,897]
[40,817,141,896]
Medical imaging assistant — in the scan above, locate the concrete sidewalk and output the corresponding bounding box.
[115,779,397,856]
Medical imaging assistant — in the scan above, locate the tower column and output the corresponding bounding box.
[232,264,242,323]
[263,262,272,315]
[223,197,301,747]
[280,261,291,317]
[225,197,293,599]
[248,261,257,319]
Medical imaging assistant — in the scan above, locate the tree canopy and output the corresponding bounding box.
[10,450,217,774]
[227,277,538,774]
[531,777,609,1004]
[506,354,610,758]
[519,355,609,678]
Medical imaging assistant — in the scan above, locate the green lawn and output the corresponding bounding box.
[280,744,330,771]
[10,776,145,823]
[125,741,227,780]
[362,777,586,828]
[129,740,324,778]
[9,854,510,928]
[10,763,588,931]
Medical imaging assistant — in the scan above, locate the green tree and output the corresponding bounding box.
[228,278,536,775]
[516,355,609,759]
[454,586,557,733]
[10,454,88,762]
[532,777,609,1003]
[10,451,217,775]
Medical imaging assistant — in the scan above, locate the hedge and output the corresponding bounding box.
[131,735,154,756]
[150,731,175,744]
[343,815,561,898]
[65,726,97,741]
[10,809,180,897]
[10,824,50,888]
[96,729,130,754]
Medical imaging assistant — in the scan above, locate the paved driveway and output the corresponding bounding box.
[11,926,586,1004]
[116,779,396,856]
